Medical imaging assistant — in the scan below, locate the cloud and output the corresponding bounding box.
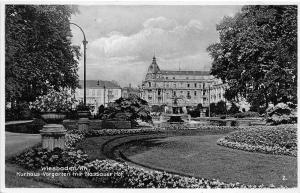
[143,16,177,30]
[71,6,243,86]
[89,17,208,61]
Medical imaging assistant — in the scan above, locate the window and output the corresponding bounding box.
[149,82,151,87]
[97,89,101,96]
[186,77,189,80]
[194,91,197,96]
[187,83,190,88]
[158,89,161,95]
[187,91,191,99]
[173,77,175,79]
[194,83,197,88]
[173,91,176,96]
[166,77,168,79]
[173,83,176,88]
[92,89,95,96]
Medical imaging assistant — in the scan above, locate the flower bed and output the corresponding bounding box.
[83,159,278,188]
[11,147,89,170]
[217,124,297,156]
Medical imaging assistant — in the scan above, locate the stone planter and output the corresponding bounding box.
[40,124,67,150]
[41,112,66,124]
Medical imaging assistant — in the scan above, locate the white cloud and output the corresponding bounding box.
[89,17,208,60]
[143,16,177,30]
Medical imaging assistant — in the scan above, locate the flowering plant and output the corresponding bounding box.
[217,124,297,156]
[30,89,77,113]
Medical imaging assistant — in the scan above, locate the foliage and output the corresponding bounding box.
[11,147,89,170]
[98,105,105,114]
[65,133,86,148]
[188,104,203,118]
[228,103,240,115]
[5,5,80,105]
[30,89,76,113]
[5,102,36,121]
[207,5,297,109]
[207,103,216,116]
[100,95,152,125]
[266,103,297,125]
[217,124,297,156]
[234,111,260,118]
[215,101,227,115]
[151,105,164,113]
[76,101,91,111]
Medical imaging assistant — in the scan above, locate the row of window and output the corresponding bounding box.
[147,82,209,88]
[77,89,119,97]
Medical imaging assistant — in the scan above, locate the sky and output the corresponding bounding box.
[70,5,242,87]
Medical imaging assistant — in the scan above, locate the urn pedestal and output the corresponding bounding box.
[40,124,67,150]
[78,118,90,133]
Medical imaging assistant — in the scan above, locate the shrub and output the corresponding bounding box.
[217,124,297,156]
[266,103,297,125]
[100,96,152,126]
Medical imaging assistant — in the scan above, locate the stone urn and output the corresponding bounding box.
[41,112,66,124]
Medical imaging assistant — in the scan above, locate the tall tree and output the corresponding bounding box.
[5,5,80,106]
[207,5,297,110]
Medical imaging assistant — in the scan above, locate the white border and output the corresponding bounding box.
[0,1,299,193]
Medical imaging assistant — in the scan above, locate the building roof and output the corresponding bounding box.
[79,80,121,89]
[161,70,211,76]
[147,56,161,74]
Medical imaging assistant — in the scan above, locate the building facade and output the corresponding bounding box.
[121,84,140,98]
[141,56,227,107]
[75,80,122,109]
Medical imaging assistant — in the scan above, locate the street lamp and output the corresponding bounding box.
[70,22,88,106]
[208,84,211,118]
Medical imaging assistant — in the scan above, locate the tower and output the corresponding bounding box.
[145,56,161,80]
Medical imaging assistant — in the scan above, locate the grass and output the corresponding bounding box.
[78,129,297,187]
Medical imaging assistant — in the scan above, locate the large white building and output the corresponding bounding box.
[141,56,227,107]
[75,80,122,109]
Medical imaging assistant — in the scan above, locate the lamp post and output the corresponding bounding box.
[208,84,211,118]
[70,22,88,106]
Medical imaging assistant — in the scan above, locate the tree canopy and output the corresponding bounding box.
[207,5,297,111]
[5,5,80,105]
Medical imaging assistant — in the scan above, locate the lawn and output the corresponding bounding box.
[118,134,297,187]
[78,129,297,187]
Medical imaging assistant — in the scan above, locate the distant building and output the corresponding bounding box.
[75,80,122,109]
[121,84,140,98]
[141,56,227,107]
